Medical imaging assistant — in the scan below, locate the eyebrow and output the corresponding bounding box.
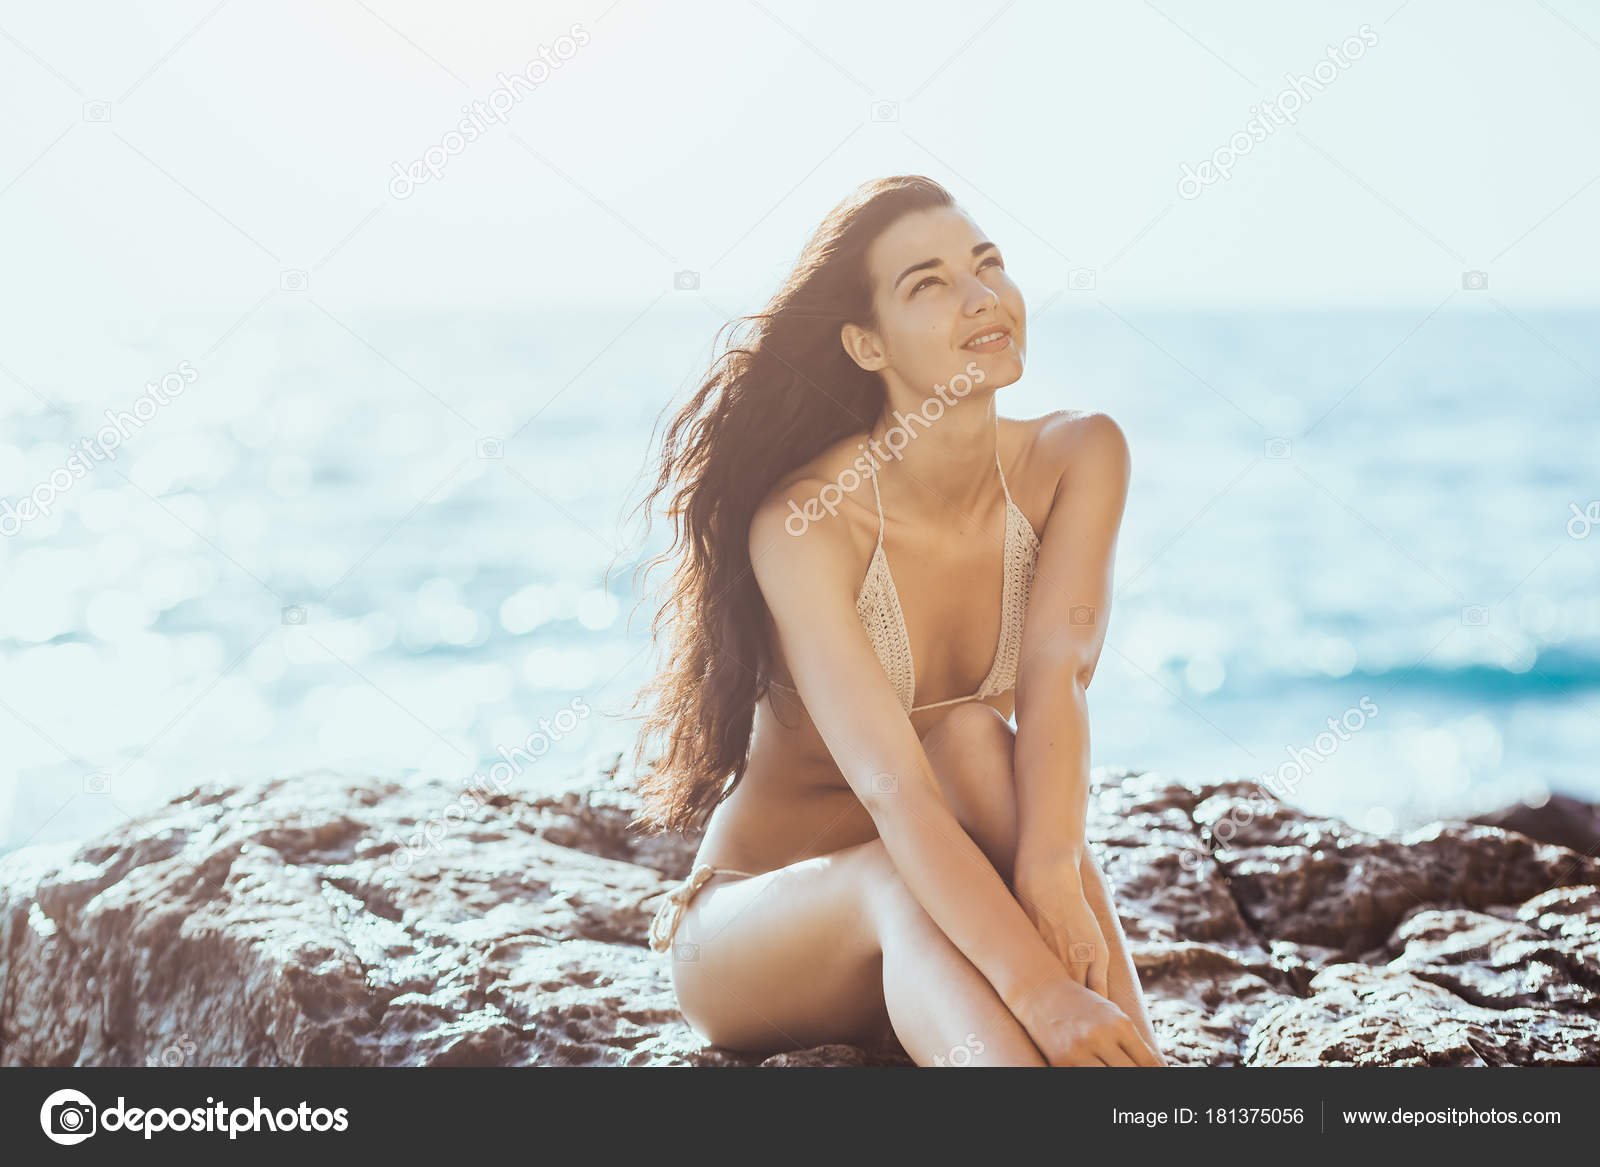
[892,242,999,291]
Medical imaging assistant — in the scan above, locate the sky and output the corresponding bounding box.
[0,0,1597,333]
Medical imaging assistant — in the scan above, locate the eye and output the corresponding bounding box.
[979,255,1003,272]
[911,275,940,294]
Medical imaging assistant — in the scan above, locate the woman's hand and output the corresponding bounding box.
[1008,970,1163,1067]
[1013,853,1112,999]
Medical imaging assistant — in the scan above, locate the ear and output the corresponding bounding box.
[840,320,888,372]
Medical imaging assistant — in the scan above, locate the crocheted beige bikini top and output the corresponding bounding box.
[772,417,1041,714]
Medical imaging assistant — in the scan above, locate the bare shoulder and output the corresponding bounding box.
[747,433,878,592]
[1002,409,1130,512]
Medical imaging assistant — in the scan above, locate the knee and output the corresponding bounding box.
[923,704,1015,811]
[924,701,1014,771]
[922,702,1018,859]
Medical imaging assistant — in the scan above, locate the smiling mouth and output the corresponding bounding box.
[961,329,1012,353]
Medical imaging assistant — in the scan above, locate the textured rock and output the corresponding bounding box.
[1243,964,1600,1066]
[1470,793,1600,856]
[1,761,1596,1067]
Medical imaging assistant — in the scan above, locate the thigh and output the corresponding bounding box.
[667,838,895,1053]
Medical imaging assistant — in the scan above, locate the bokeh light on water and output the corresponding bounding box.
[2,304,1595,853]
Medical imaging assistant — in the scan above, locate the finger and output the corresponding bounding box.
[1098,1044,1135,1067]
[1122,1036,1164,1068]
[1090,960,1110,1000]
[1050,939,1082,980]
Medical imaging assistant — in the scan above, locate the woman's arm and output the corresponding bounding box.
[747,487,1064,1017]
[1009,414,1132,986]
[1012,412,1130,861]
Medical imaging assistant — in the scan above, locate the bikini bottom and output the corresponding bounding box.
[648,862,761,955]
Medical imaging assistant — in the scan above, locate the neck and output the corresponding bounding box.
[866,391,1000,518]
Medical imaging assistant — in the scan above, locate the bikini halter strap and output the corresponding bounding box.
[867,457,886,542]
[993,415,1015,505]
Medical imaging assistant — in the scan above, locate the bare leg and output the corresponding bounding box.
[668,702,1157,1066]
[868,846,1046,1066]
[921,701,1164,1061]
[669,837,1045,1065]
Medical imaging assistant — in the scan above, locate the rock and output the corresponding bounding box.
[1243,964,1600,1066]
[1192,782,1600,955]
[1,763,1596,1066]
[1470,793,1600,856]
[1383,905,1600,1015]
[1129,942,1288,1067]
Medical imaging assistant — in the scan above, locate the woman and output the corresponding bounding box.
[627,175,1164,1067]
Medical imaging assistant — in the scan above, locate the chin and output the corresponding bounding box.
[972,355,1024,391]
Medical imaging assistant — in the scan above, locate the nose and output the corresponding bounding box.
[962,271,999,313]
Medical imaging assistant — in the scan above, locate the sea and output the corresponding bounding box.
[1,300,1595,856]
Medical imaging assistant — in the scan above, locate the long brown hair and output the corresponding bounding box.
[624,175,958,837]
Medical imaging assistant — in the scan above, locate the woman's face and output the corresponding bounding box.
[847,205,1026,398]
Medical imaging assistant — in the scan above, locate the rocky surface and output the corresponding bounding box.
[1470,793,1600,856]
[1,762,1596,1066]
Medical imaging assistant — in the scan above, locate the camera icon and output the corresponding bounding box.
[1461,605,1488,626]
[939,1040,980,1067]
[1068,268,1096,291]
[1567,500,1600,540]
[1070,604,1096,626]
[281,605,307,625]
[871,100,899,122]
[673,270,700,291]
[872,773,898,795]
[1461,270,1489,291]
[1265,437,1292,460]
[1069,941,1095,963]
[1177,847,1204,872]
[280,269,308,292]
[674,941,700,963]
[83,101,112,123]
[83,771,111,794]
[50,1101,97,1139]
[476,437,503,459]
